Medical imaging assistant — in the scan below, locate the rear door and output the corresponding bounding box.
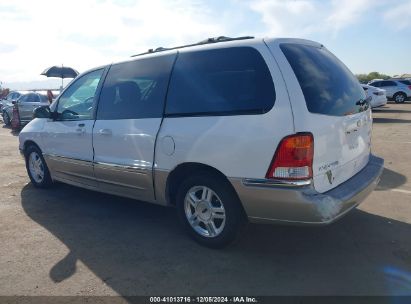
[266,40,372,193]
[379,81,397,97]
[18,93,43,121]
[18,93,37,120]
[92,52,176,202]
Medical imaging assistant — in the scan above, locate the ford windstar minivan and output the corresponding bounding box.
[19,36,384,247]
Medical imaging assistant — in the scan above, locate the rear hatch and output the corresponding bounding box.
[268,40,372,193]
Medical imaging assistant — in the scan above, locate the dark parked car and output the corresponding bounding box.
[0,91,23,111]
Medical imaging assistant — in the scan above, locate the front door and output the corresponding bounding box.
[42,68,105,188]
[93,53,176,202]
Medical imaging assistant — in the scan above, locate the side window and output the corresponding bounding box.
[57,69,104,120]
[18,95,29,103]
[380,81,396,87]
[26,94,40,103]
[165,47,275,116]
[40,95,49,103]
[399,80,411,85]
[7,93,15,100]
[97,55,175,120]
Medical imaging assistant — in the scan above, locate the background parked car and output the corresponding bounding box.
[368,79,411,103]
[0,91,23,111]
[2,92,49,126]
[361,84,387,108]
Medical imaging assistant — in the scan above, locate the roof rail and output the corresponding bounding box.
[131,36,254,57]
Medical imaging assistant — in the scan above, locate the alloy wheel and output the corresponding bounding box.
[184,186,226,238]
[28,151,45,183]
[395,94,405,103]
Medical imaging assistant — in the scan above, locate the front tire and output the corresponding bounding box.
[3,111,11,126]
[25,145,53,188]
[176,172,245,248]
[393,92,406,103]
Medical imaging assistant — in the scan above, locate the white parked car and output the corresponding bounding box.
[368,79,411,103]
[361,84,387,108]
[18,37,384,247]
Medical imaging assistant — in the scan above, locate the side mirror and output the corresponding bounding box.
[33,106,52,119]
[12,100,16,105]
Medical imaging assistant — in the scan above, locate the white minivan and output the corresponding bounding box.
[19,37,384,247]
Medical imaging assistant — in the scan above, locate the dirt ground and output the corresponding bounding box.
[0,102,410,297]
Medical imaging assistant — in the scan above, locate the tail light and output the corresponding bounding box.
[266,133,314,180]
[408,85,411,90]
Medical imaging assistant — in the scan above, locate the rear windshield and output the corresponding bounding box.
[399,80,411,85]
[280,43,367,116]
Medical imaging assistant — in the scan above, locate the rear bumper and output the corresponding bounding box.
[230,154,384,225]
[371,96,388,108]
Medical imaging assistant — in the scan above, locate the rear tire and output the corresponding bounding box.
[25,145,53,188]
[176,172,246,248]
[393,92,406,103]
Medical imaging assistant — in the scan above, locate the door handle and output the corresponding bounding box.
[76,123,86,134]
[98,128,112,136]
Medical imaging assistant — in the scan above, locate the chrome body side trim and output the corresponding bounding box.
[94,161,150,175]
[242,178,312,188]
[44,153,92,165]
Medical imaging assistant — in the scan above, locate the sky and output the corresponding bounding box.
[1,0,411,90]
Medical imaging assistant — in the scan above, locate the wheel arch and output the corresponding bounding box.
[394,91,408,97]
[22,140,42,156]
[165,162,243,210]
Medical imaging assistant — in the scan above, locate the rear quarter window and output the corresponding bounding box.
[165,47,275,116]
[380,81,396,87]
[280,43,367,116]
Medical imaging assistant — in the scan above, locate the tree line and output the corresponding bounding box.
[355,72,391,83]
